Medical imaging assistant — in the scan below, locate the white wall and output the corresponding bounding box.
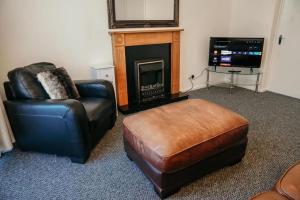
[0,0,113,96]
[180,0,281,92]
[180,0,232,91]
[228,0,281,91]
[0,0,282,97]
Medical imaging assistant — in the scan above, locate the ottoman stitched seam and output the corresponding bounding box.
[124,122,248,158]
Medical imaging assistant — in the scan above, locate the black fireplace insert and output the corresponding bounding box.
[125,44,171,104]
[135,59,165,103]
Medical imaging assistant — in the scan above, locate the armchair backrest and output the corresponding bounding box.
[6,62,56,100]
[4,82,16,100]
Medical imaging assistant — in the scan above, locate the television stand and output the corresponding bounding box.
[206,66,262,94]
[228,70,241,73]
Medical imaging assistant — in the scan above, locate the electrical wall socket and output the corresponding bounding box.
[189,74,195,80]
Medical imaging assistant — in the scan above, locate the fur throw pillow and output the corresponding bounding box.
[52,68,80,99]
[37,71,68,99]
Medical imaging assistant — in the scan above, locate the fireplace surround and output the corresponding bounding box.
[109,28,188,113]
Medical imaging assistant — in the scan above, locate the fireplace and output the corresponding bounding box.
[135,59,165,103]
[109,28,188,113]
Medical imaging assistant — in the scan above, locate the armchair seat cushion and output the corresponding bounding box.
[81,98,113,128]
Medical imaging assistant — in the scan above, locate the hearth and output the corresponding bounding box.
[119,93,188,114]
[135,59,165,103]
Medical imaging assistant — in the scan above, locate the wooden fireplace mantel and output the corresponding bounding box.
[109,27,184,106]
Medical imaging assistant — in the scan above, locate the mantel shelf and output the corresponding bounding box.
[108,27,184,34]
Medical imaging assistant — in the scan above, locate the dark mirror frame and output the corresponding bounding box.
[107,0,179,29]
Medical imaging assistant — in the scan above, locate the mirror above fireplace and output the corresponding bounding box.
[107,0,179,28]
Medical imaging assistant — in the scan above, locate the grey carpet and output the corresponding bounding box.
[0,87,299,200]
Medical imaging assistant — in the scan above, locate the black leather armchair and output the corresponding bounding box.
[3,63,116,163]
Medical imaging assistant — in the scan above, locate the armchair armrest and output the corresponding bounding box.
[4,99,91,163]
[5,99,86,117]
[75,80,115,101]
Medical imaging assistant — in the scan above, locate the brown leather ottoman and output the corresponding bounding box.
[123,99,249,198]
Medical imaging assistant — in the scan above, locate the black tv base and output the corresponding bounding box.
[118,93,189,114]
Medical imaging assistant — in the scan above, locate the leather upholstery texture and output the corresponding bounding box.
[7,62,56,99]
[123,99,249,198]
[4,63,116,163]
[123,99,249,173]
[75,80,115,101]
[4,82,17,100]
[251,192,289,200]
[275,162,300,200]
[125,136,248,198]
[81,98,114,139]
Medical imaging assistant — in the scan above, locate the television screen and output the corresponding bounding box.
[208,37,264,68]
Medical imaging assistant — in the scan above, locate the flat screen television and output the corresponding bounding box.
[208,37,264,68]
